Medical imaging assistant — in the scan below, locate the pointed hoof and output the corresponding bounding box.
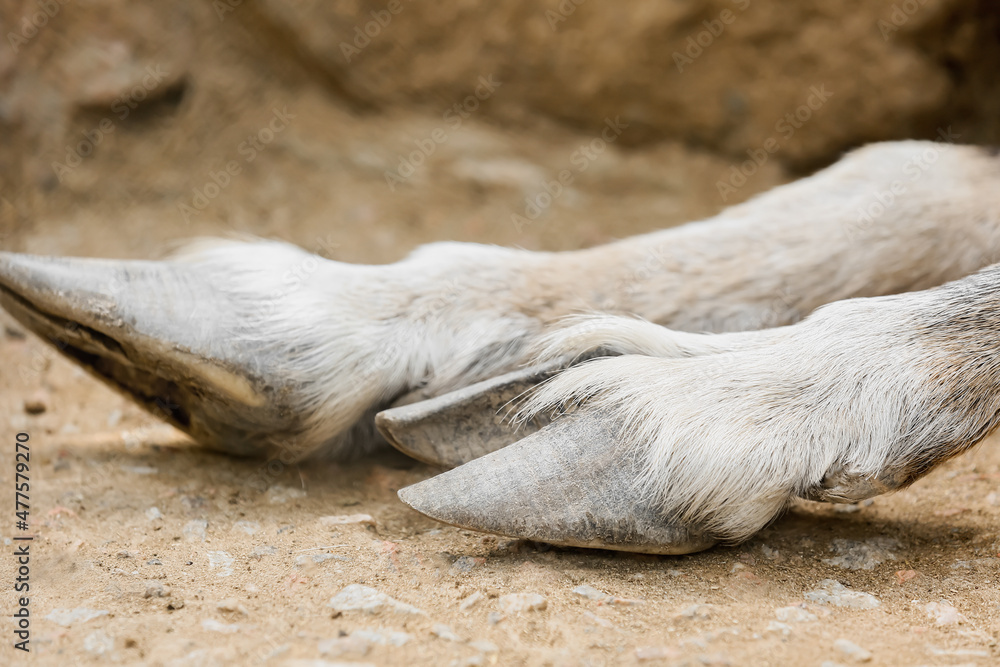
[375,363,563,467]
[0,251,298,457]
[397,409,717,554]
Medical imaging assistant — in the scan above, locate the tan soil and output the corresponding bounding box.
[2,2,1000,665]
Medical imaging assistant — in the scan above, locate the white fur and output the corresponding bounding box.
[163,141,1000,472]
[519,269,1000,542]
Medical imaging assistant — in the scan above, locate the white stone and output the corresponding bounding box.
[804,580,880,610]
[328,584,425,615]
[775,605,817,622]
[459,591,483,611]
[267,485,306,504]
[201,618,241,634]
[924,601,966,625]
[183,519,208,542]
[83,630,113,655]
[766,621,792,636]
[45,608,109,627]
[833,638,872,663]
[232,520,260,535]
[572,584,608,601]
[432,624,462,642]
[498,593,547,613]
[207,550,234,577]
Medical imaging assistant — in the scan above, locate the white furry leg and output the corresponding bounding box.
[166,239,550,459]
[519,266,1000,543]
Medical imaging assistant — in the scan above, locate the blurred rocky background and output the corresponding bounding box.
[1,0,999,261]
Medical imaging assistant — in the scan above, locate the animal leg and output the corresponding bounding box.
[400,266,1000,551]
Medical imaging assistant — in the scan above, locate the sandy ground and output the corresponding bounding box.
[2,306,1000,667]
[2,21,1000,666]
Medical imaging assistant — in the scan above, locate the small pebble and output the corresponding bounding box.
[450,556,485,573]
[459,591,483,611]
[182,519,207,542]
[572,584,607,601]
[207,551,234,577]
[766,621,792,636]
[267,485,306,504]
[145,507,163,521]
[328,584,425,615]
[469,640,498,653]
[775,606,817,622]
[678,604,713,620]
[432,623,462,642]
[23,390,49,415]
[805,580,880,610]
[45,608,109,627]
[201,618,240,634]
[83,630,114,656]
[250,545,278,559]
[216,598,248,616]
[318,513,375,528]
[295,553,349,566]
[498,593,547,613]
[760,545,780,560]
[924,601,966,625]
[833,638,872,663]
[143,581,170,598]
[232,520,260,535]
